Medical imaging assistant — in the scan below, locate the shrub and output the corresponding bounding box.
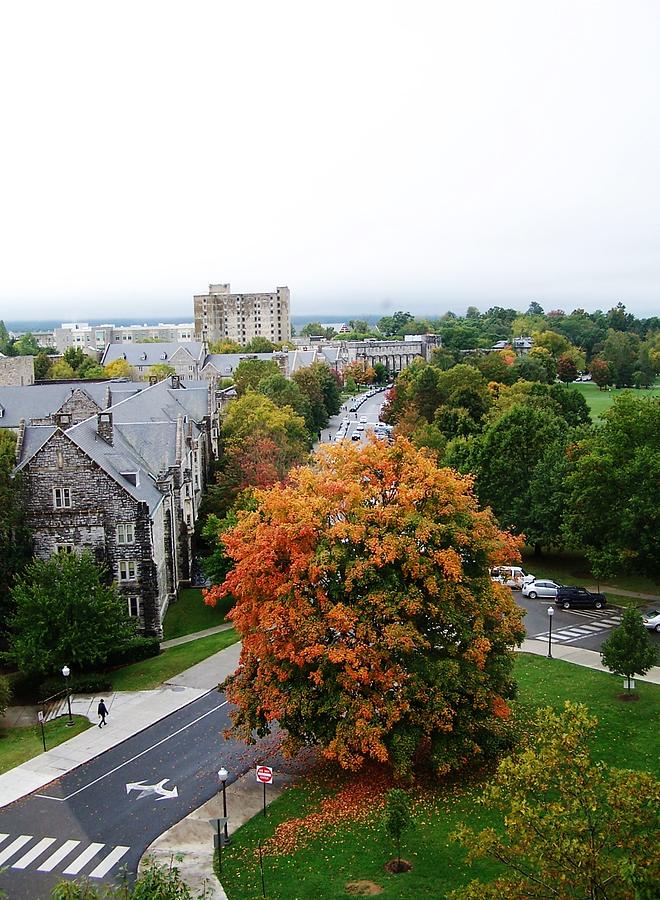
[38,673,112,700]
[105,636,160,668]
[0,674,11,717]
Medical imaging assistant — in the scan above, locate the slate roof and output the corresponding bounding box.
[200,353,281,377]
[101,342,205,367]
[0,381,144,429]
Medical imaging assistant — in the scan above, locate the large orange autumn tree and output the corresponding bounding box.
[205,437,525,776]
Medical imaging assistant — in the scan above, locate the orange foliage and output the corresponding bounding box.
[207,436,525,776]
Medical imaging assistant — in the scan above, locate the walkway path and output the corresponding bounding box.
[587,586,660,603]
[160,622,233,649]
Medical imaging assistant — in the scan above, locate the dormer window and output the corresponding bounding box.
[160,352,168,360]
[121,471,139,487]
[140,352,147,361]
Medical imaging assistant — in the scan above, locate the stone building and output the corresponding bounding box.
[0,381,143,431]
[14,377,218,636]
[0,354,35,386]
[101,342,207,382]
[194,283,291,346]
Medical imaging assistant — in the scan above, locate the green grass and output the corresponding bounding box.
[0,715,90,775]
[218,654,659,899]
[109,628,239,691]
[572,381,660,420]
[162,587,234,640]
[521,550,660,601]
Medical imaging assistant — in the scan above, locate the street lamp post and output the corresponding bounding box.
[547,607,554,659]
[62,665,74,726]
[218,767,230,844]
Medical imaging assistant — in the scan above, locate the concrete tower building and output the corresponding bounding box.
[194,283,291,346]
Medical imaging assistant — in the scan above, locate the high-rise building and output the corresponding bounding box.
[194,283,291,346]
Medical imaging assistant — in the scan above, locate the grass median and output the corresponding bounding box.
[0,715,90,776]
[109,627,239,691]
[218,653,659,899]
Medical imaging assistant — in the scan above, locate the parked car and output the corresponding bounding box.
[555,586,607,610]
[642,609,660,632]
[522,579,562,599]
[490,566,535,590]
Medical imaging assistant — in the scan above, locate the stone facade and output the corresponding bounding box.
[194,283,291,346]
[0,355,34,386]
[16,378,218,636]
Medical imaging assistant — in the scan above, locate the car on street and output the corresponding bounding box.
[522,579,562,599]
[642,608,660,632]
[555,586,607,610]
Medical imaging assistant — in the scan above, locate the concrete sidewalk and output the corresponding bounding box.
[0,640,241,809]
[160,622,234,650]
[518,638,660,683]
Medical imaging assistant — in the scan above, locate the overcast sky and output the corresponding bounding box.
[1,1,659,322]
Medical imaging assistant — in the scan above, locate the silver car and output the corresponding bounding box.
[642,609,660,633]
[522,579,561,599]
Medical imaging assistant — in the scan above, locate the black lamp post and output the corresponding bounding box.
[547,607,554,659]
[62,665,74,726]
[218,767,230,843]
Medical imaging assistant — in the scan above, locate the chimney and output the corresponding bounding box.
[97,411,113,445]
[170,374,181,389]
[15,418,25,463]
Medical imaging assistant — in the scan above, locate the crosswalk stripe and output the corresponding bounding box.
[0,835,32,866]
[88,845,130,878]
[63,842,105,875]
[37,839,81,872]
[11,837,57,869]
[0,834,8,847]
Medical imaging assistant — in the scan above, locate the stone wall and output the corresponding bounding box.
[0,355,34,386]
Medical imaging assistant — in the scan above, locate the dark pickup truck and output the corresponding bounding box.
[555,586,607,610]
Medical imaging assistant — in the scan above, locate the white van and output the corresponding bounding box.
[490,566,534,590]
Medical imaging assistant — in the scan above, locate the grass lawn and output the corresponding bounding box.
[162,587,234,640]
[521,549,659,601]
[0,715,90,776]
[572,381,660,420]
[109,628,239,691]
[218,654,659,899]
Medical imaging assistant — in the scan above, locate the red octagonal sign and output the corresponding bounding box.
[256,765,273,784]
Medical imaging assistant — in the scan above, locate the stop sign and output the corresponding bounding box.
[256,765,273,784]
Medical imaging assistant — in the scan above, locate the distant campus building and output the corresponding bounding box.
[193,283,291,346]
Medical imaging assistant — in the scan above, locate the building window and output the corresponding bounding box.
[127,596,141,617]
[116,523,135,545]
[118,559,138,581]
[58,543,75,554]
[53,487,72,509]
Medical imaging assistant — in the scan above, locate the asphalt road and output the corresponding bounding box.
[0,690,284,899]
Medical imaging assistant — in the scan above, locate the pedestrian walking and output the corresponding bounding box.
[98,698,108,728]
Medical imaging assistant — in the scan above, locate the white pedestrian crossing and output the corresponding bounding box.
[0,833,131,879]
[533,611,623,645]
[62,842,106,875]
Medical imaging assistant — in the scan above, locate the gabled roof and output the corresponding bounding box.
[101,342,205,367]
[0,381,143,429]
[200,353,280,377]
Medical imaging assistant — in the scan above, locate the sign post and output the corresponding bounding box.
[37,710,46,752]
[255,765,273,817]
[209,817,228,875]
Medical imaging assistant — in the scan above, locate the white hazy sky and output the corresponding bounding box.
[1,0,659,321]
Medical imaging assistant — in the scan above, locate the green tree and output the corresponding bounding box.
[256,372,313,433]
[563,394,660,579]
[292,363,340,431]
[104,358,135,379]
[452,702,660,900]
[378,311,414,336]
[372,361,389,384]
[602,329,640,387]
[527,346,556,382]
[0,429,31,634]
[633,343,655,388]
[600,608,658,693]
[244,336,276,353]
[0,675,10,718]
[0,320,13,355]
[49,359,77,379]
[233,358,280,396]
[209,339,243,353]
[475,405,564,539]
[63,348,87,371]
[34,351,53,380]
[148,363,176,381]
[13,332,42,356]
[9,551,136,678]
[589,355,612,389]
[510,355,549,383]
[532,329,572,359]
[77,358,105,380]
[384,788,413,870]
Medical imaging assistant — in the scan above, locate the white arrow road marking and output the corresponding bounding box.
[126,778,178,800]
[11,837,56,869]
[88,845,130,878]
[63,842,105,875]
[37,839,81,871]
[0,835,31,866]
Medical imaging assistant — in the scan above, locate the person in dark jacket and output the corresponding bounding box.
[98,699,109,728]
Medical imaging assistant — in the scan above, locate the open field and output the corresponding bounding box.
[218,654,659,899]
[109,628,239,691]
[0,715,90,776]
[572,381,660,420]
[162,587,234,640]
